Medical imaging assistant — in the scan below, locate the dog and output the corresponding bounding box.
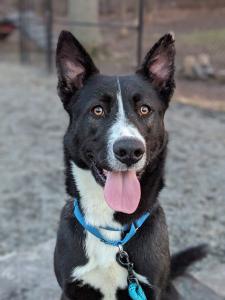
[54,30,207,300]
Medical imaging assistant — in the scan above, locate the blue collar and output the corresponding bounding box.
[73,199,151,247]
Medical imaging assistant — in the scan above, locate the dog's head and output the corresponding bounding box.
[56,31,175,214]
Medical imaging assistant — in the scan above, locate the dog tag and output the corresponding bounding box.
[116,248,147,300]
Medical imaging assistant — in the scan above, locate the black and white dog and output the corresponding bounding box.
[54,31,206,300]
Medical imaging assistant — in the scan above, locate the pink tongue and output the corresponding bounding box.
[104,170,141,214]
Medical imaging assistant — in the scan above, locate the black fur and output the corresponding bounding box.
[170,244,208,280]
[137,33,175,105]
[54,31,207,300]
[56,31,99,108]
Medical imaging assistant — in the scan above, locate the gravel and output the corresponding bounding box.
[0,63,224,272]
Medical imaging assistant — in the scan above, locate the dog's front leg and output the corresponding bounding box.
[62,280,104,300]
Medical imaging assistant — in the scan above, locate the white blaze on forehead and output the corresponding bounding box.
[115,77,145,140]
[116,77,125,118]
[115,77,140,137]
[107,77,146,171]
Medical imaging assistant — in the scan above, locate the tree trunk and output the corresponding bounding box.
[68,0,102,49]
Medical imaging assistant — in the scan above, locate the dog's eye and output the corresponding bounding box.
[92,105,105,117]
[138,105,151,117]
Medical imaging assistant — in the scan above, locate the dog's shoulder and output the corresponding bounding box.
[55,199,87,285]
[60,199,74,220]
[58,199,83,234]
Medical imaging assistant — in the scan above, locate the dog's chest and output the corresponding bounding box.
[70,164,148,298]
[72,232,127,300]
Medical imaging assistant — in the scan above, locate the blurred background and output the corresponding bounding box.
[0,1,225,299]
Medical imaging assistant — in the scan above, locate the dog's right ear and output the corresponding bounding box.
[56,31,99,108]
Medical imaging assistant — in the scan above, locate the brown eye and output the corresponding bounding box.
[92,105,104,117]
[139,105,151,117]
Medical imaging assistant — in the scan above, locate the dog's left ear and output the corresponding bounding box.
[137,33,175,103]
[56,31,99,108]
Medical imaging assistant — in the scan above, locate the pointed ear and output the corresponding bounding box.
[137,33,175,103]
[56,31,99,108]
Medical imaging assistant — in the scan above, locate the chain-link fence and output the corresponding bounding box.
[0,0,225,105]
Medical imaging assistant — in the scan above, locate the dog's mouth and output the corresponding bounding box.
[90,161,142,214]
[90,161,143,186]
[91,162,107,187]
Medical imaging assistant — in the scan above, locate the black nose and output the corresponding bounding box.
[113,138,145,166]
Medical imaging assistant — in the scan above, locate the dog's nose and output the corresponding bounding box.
[113,138,145,166]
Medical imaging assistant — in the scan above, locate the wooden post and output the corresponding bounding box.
[68,0,102,49]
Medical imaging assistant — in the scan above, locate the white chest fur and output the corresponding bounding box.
[71,162,127,299]
[71,162,149,299]
[72,233,127,300]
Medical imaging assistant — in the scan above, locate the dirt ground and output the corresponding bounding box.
[0,62,224,277]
